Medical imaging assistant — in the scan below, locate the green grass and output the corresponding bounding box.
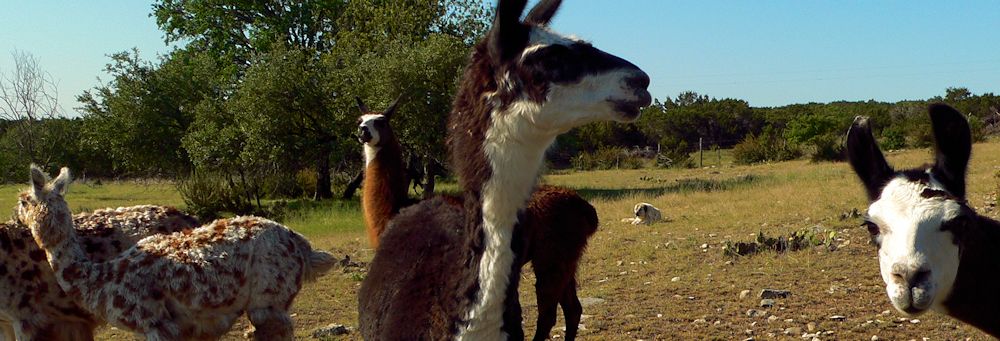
[278,199,364,238]
[9,140,999,340]
[0,180,184,215]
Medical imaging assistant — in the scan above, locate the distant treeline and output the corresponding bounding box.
[6,87,996,183]
[553,87,999,169]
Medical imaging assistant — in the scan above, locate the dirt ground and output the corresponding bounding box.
[93,141,1000,340]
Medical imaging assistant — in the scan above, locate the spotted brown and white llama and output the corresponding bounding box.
[1,205,199,341]
[357,0,651,338]
[847,103,1000,336]
[355,98,599,340]
[16,166,337,341]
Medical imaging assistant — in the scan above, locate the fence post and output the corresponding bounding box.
[699,137,704,168]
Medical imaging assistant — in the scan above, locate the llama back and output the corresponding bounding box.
[525,185,599,251]
[75,205,198,241]
[359,196,478,339]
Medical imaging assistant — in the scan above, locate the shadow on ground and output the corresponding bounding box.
[574,174,762,201]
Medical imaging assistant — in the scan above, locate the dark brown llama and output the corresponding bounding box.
[847,103,1000,336]
[355,99,598,340]
[357,0,650,339]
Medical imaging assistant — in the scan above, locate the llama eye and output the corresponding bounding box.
[862,221,880,236]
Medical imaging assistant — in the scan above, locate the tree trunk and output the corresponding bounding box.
[341,170,364,200]
[314,146,333,200]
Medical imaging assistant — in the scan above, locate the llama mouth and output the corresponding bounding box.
[900,305,929,316]
[610,89,652,121]
[358,130,373,143]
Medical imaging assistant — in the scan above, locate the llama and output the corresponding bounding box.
[356,99,599,340]
[0,205,199,341]
[846,103,1000,336]
[356,95,413,249]
[357,0,651,339]
[16,166,337,341]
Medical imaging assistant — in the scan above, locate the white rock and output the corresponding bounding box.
[579,297,605,307]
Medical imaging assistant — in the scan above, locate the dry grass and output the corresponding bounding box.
[4,141,999,340]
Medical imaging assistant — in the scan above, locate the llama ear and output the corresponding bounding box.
[355,97,369,114]
[524,0,562,25]
[846,116,894,201]
[383,94,404,120]
[51,167,72,196]
[929,103,972,199]
[488,0,530,64]
[29,164,47,199]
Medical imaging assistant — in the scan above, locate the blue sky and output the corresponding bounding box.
[2,1,998,116]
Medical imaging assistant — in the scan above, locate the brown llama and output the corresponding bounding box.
[0,205,199,341]
[357,0,651,339]
[355,98,598,340]
[16,166,337,341]
[355,95,412,249]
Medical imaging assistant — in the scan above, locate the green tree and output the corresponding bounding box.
[150,0,489,199]
[78,49,222,176]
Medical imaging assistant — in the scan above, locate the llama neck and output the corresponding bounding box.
[941,215,1000,336]
[458,106,556,340]
[362,139,409,248]
[29,207,102,303]
[364,144,380,167]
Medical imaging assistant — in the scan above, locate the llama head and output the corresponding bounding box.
[484,0,651,133]
[16,165,73,247]
[356,95,402,148]
[846,103,973,316]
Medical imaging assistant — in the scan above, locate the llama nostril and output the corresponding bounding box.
[912,269,931,286]
[626,72,650,90]
[891,272,906,284]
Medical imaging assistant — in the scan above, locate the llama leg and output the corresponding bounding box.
[248,308,294,341]
[502,252,526,341]
[531,274,562,341]
[559,278,583,341]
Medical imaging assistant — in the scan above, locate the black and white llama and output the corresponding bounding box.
[847,103,1000,336]
[357,0,651,339]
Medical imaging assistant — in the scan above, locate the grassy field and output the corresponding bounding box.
[4,140,999,340]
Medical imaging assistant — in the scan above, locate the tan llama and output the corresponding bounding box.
[16,166,336,341]
[1,205,199,341]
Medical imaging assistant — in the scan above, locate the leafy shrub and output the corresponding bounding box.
[571,147,644,170]
[809,135,845,162]
[879,126,906,150]
[293,168,318,197]
[654,145,695,169]
[969,116,988,143]
[732,133,801,165]
[176,171,258,221]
